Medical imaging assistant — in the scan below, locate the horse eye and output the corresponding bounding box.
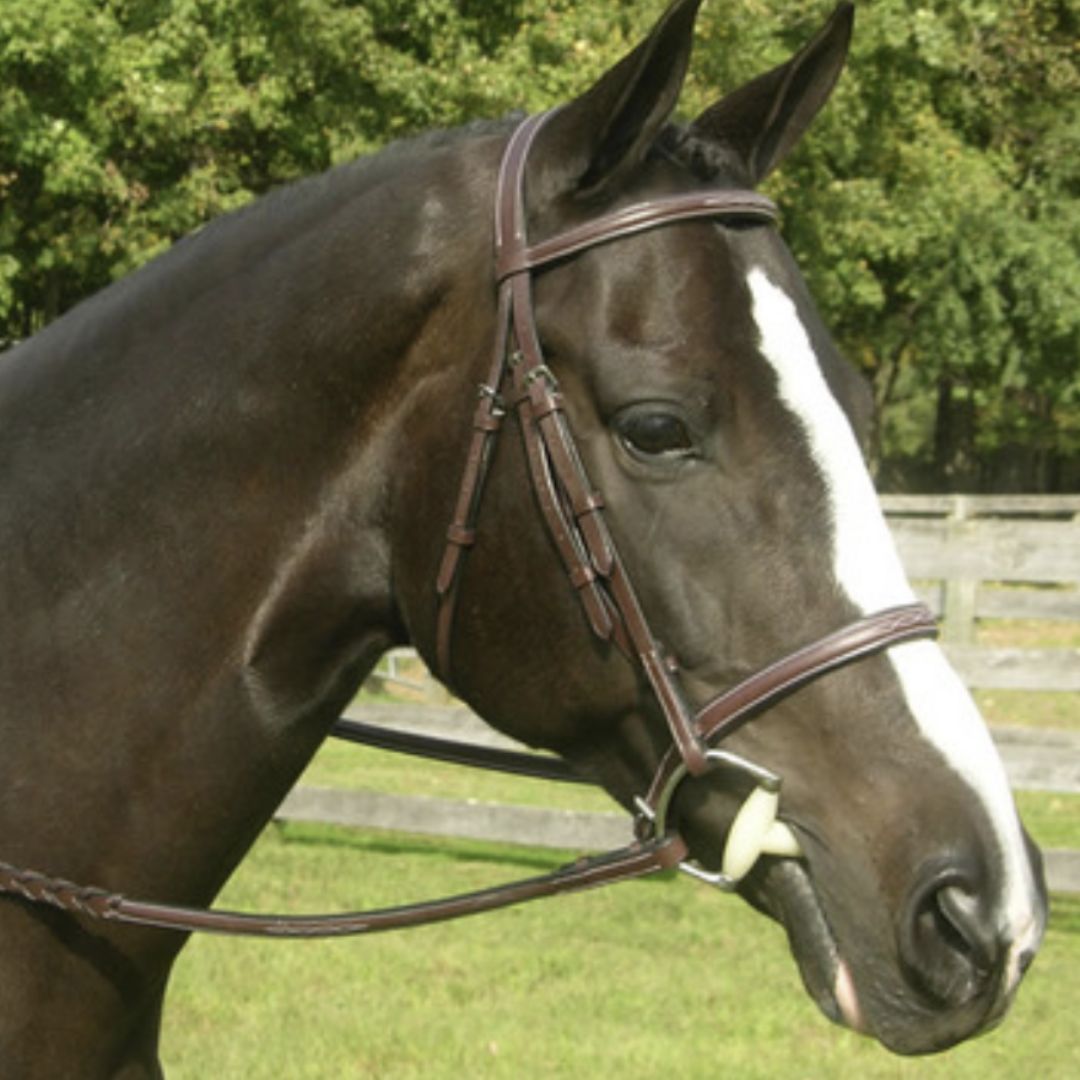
[618,411,695,459]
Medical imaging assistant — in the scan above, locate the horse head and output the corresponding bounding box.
[0,0,1048,1070]
[392,0,1047,1055]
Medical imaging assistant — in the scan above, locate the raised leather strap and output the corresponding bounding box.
[435,114,552,682]
[433,110,779,702]
[0,836,687,938]
[434,283,514,679]
[695,603,938,745]
[497,189,778,280]
[0,115,937,943]
[639,603,939,826]
[348,605,939,821]
[331,716,586,783]
[0,605,936,936]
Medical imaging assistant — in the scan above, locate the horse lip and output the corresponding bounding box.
[746,856,856,1029]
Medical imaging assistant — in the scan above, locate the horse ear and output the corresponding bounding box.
[691,2,854,184]
[533,0,703,200]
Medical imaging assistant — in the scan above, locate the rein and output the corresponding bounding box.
[0,112,938,938]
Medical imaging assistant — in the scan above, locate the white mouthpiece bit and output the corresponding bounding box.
[760,820,803,858]
[721,786,803,882]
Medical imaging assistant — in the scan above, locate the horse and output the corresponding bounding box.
[0,2,1047,1075]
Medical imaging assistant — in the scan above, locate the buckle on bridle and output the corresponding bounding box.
[476,382,506,416]
[523,362,557,389]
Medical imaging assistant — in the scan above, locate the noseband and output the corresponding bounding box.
[0,112,937,936]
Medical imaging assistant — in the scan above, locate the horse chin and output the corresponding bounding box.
[740,857,864,1033]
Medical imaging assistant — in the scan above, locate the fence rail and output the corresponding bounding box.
[881,495,1080,657]
[880,494,1080,517]
[277,788,1080,894]
[370,496,1080,692]
[942,645,1080,691]
[279,495,1079,893]
[277,706,1080,894]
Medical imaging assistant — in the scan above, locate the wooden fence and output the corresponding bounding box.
[882,494,1079,692]
[371,494,1080,692]
[278,704,1080,894]
[278,495,1080,893]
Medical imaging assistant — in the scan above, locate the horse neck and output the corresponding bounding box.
[0,133,496,908]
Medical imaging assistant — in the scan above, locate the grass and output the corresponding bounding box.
[976,616,1080,652]
[161,822,1079,1078]
[1015,790,1080,850]
[976,689,1079,732]
[161,627,1079,1076]
[161,746,1080,1077]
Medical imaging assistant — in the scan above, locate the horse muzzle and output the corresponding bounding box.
[735,821,1048,1055]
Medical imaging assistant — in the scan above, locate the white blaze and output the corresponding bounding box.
[746,266,1041,959]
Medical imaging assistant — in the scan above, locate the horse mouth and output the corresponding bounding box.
[741,855,863,1032]
[675,777,863,1030]
[688,786,864,1030]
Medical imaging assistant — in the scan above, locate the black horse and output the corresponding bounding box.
[0,3,1046,1075]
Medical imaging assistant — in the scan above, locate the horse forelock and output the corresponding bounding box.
[652,123,755,188]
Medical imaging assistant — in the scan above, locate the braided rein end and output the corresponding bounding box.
[0,859,123,922]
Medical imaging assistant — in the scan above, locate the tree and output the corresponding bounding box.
[0,0,663,339]
[2,1,1077,489]
[750,1,1080,490]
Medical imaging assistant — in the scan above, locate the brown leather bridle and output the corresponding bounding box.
[0,112,937,937]
[432,108,937,838]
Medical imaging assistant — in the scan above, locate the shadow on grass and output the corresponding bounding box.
[269,819,677,886]
[271,821,1080,909]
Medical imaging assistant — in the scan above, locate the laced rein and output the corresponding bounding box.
[0,113,938,937]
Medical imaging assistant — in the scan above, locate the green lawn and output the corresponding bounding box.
[161,628,1078,1076]
[161,737,1079,1078]
[161,821,1078,1078]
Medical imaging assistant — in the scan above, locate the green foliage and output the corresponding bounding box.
[0,0,655,338]
[765,0,1080,488]
[1,1,1077,488]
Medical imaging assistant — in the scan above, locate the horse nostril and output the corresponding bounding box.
[900,866,1002,1008]
[935,884,997,971]
[1018,947,1036,977]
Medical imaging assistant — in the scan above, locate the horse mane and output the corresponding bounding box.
[201,115,518,239]
[183,115,738,266]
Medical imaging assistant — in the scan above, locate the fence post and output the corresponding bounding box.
[940,496,978,644]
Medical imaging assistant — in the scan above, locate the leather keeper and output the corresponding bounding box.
[473,410,503,433]
[446,524,477,548]
[568,563,598,589]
